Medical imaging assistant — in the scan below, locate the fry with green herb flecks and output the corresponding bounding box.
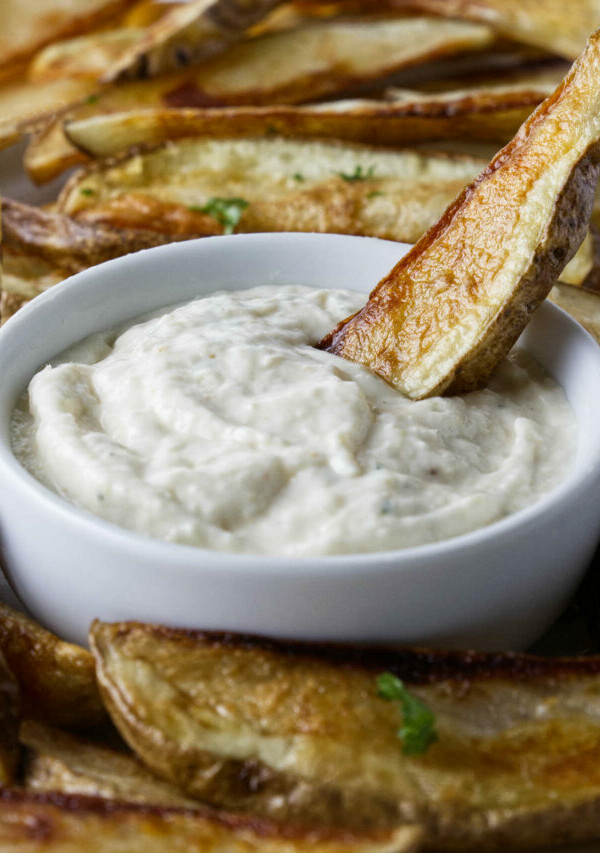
[90,621,600,852]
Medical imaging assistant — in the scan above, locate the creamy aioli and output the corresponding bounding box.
[11,285,576,556]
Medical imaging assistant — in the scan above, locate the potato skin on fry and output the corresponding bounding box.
[322,30,600,398]
[0,649,20,786]
[90,621,600,851]
[104,0,286,83]
[2,199,208,273]
[0,602,105,730]
[21,720,198,807]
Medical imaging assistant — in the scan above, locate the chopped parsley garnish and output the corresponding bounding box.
[367,190,383,199]
[293,172,304,182]
[84,94,99,105]
[376,672,438,757]
[80,188,95,196]
[195,197,249,235]
[338,165,376,182]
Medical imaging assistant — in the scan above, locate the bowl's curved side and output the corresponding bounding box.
[0,233,599,650]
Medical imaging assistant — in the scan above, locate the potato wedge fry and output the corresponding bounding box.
[61,79,559,161]
[104,0,286,82]
[321,30,600,398]
[24,15,493,183]
[0,602,105,730]
[30,29,146,83]
[0,249,68,325]
[0,790,421,853]
[56,138,486,243]
[0,1,137,73]
[393,0,600,60]
[21,721,198,806]
[90,622,600,851]
[2,199,205,273]
[0,76,98,152]
[0,650,20,786]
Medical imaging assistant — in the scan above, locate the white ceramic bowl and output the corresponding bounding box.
[1,233,600,651]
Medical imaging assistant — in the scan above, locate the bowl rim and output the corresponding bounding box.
[1,231,599,575]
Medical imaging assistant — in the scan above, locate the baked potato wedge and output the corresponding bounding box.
[24,15,493,182]
[0,0,136,73]
[104,0,285,82]
[0,602,105,730]
[90,622,600,851]
[56,138,486,243]
[0,75,98,152]
[394,0,600,60]
[0,249,68,325]
[321,29,600,398]
[2,199,204,273]
[0,790,421,853]
[61,78,559,160]
[29,29,146,82]
[21,720,197,807]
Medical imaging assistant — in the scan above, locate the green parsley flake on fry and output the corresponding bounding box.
[377,672,438,756]
[199,197,249,235]
[339,165,376,182]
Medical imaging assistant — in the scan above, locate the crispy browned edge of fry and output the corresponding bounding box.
[1,198,209,272]
[0,787,419,847]
[60,90,547,160]
[0,602,105,730]
[91,621,600,688]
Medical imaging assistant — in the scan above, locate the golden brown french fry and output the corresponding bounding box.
[56,138,486,243]
[2,199,206,273]
[392,0,600,60]
[61,78,559,160]
[104,0,286,82]
[0,601,105,730]
[21,720,198,807]
[24,15,493,183]
[0,1,138,73]
[0,790,422,853]
[321,29,600,398]
[90,621,600,852]
[0,249,68,325]
[0,75,98,152]
[29,29,146,82]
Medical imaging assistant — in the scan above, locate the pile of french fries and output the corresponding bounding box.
[4,1,600,849]
[0,601,600,850]
[2,0,600,341]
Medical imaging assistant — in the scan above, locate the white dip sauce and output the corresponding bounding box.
[12,285,575,556]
